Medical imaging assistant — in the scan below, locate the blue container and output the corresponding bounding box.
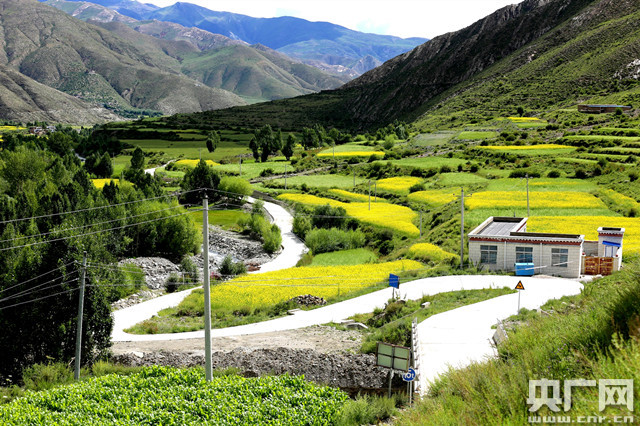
[515,263,535,276]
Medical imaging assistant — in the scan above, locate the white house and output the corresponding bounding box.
[468,217,624,278]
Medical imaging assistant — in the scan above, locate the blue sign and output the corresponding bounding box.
[389,274,399,289]
[402,368,417,382]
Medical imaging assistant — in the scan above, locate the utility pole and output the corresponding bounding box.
[368,180,372,210]
[526,173,530,217]
[460,188,465,269]
[239,159,242,176]
[420,212,423,237]
[202,195,212,381]
[284,164,287,190]
[74,251,87,380]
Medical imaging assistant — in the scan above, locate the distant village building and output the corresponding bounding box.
[577,104,632,114]
[468,217,624,278]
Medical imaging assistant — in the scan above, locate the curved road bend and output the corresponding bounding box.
[111,199,306,341]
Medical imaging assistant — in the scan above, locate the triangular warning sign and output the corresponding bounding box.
[515,281,525,290]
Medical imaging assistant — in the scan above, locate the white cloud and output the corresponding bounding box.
[144,0,521,39]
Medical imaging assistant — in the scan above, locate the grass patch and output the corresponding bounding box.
[358,287,514,353]
[396,262,640,424]
[380,157,467,170]
[267,174,367,189]
[456,131,498,140]
[310,248,378,266]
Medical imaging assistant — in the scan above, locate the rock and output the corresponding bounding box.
[421,302,431,308]
[288,295,327,307]
[110,348,389,390]
[287,309,302,315]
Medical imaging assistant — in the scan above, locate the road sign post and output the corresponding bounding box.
[515,280,525,314]
[389,274,399,299]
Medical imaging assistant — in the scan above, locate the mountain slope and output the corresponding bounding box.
[58,0,427,76]
[179,0,640,131]
[0,65,121,124]
[45,0,350,102]
[0,0,245,119]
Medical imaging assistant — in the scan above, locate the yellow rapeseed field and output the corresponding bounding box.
[408,189,458,206]
[208,260,424,310]
[528,216,640,254]
[507,117,541,122]
[328,189,372,202]
[317,151,384,158]
[478,144,572,151]
[601,189,640,211]
[175,159,220,167]
[376,177,423,194]
[91,179,120,189]
[465,191,605,210]
[278,193,420,236]
[406,243,456,263]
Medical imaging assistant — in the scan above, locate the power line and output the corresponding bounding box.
[0,273,79,304]
[0,204,191,245]
[0,210,194,252]
[0,287,80,311]
[0,188,202,226]
[0,261,76,295]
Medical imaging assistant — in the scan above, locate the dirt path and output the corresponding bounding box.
[111,325,362,356]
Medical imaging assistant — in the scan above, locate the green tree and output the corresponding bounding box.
[206,131,220,153]
[218,176,252,202]
[282,134,295,160]
[179,159,221,204]
[253,125,282,162]
[130,147,145,170]
[301,127,319,149]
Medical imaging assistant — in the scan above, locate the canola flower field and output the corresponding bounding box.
[91,179,120,189]
[278,193,420,236]
[528,216,640,254]
[317,151,385,158]
[327,189,373,202]
[406,243,457,263]
[193,260,423,311]
[376,176,423,194]
[465,191,606,210]
[408,189,458,206]
[175,159,220,168]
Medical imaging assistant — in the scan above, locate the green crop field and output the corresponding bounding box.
[379,157,467,169]
[433,172,488,187]
[265,174,367,189]
[310,248,378,266]
[410,132,455,146]
[0,367,347,424]
[456,131,498,140]
[216,160,292,179]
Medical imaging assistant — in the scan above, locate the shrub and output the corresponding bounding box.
[259,168,275,177]
[409,183,425,193]
[293,215,312,239]
[165,273,181,293]
[312,204,347,229]
[22,363,73,391]
[547,170,561,178]
[180,257,198,283]
[305,228,366,254]
[218,176,252,201]
[219,255,247,277]
[263,224,282,254]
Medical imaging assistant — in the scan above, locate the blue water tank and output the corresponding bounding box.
[515,263,535,276]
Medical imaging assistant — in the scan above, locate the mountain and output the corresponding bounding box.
[0,0,245,121]
[0,65,121,124]
[44,0,351,102]
[177,0,640,130]
[52,0,428,76]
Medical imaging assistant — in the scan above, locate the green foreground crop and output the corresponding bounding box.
[0,366,347,425]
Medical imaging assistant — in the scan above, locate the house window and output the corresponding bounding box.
[552,248,569,268]
[516,247,533,263]
[480,245,498,264]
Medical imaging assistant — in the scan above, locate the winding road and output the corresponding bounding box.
[111,201,583,394]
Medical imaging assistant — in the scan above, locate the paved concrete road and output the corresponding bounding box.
[415,275,583,394]
[112,198,306,340]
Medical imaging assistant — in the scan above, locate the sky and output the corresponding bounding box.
[143,0,522,39]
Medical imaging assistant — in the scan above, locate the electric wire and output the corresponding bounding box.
[0,261,76,295]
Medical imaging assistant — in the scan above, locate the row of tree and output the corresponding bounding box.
[0,133,201,379]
